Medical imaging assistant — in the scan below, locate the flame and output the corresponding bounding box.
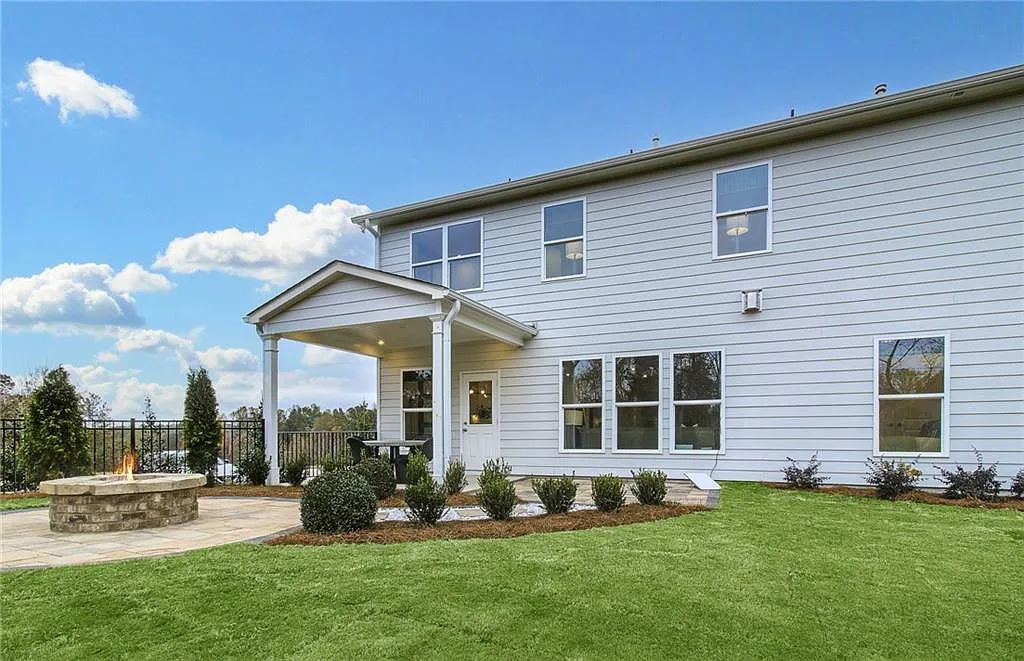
[114,450,136,481]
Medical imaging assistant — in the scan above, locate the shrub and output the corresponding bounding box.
[19,367,90,483]
[404,479,448,524]
[239,451,270,486]
[782,453,828,489]
[591,474,626,512]
[476,476,517,520]
[183,367,221,482]
[320,454,342,475]
[443,459,468,495]
[352,455,397,500]
[532,475,577,514]
[479,457,512,489]
[300,470,377,533]
[1011,468,1024,499]
[1,446,34,492]
[405,451,431,486]
[282,455,309,487]
[630,469,668,505]
[864,457,921,500]
[934,449,1001,500]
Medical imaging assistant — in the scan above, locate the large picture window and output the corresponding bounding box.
[560,358,603,452]
[713,161,772,258]
[401,369,433,442]
[614,355,660,452]
[410,219,482,291]
[875,335,948,456]
[672,351,723,452]
[542,198,585,280]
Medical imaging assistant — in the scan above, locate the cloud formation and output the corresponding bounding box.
[153,199,373,284]
[197,346,259,372]
[301,344,354,367]
[17,58,138,122]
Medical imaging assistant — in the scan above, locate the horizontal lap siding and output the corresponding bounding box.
[378,96,1024,485]
[265,277,436,333]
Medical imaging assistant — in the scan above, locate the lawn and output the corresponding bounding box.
[0,497,49,511]
[2,483,1021,660]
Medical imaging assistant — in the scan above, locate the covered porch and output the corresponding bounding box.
[243,260,537,484]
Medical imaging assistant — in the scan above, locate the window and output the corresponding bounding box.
[542,198,585,280]
[614,355,660,452]
[560,358,603,452]
[713,161,772,258]
[410,219,482,291]
[875,335,948,456]
[672,351,723,452]
[401,369,433,442]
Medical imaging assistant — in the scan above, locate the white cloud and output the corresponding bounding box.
[108,262,174,294]
[197,346,258,372]
[18,57,138,123]
[65,364,184,418]
[94,351,119,364]
[153,199,373,284]
[301,344,354,367]
[113,328,197,367]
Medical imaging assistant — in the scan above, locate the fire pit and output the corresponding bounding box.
[38,453,206,532]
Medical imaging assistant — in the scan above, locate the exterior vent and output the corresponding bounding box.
[741,289,763,313]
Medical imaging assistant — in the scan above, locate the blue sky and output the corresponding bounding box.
[2,2,1021,417]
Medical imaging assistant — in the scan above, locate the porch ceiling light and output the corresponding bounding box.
[724,214,749,237]
[377,339,385,345]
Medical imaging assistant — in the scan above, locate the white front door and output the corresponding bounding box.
[460,371,500,471]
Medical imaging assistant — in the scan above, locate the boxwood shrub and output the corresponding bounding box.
[404,479,448,524]
[476,476,517,520]
[630,469,667,505]
[591,474,626,512]
[300,470,377,533]
[282,455,309,487]
[479,457,512,489]
[352,455,397,500]
[531,475,576,514]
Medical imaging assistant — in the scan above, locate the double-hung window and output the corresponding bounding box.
[401,369,433,442]
[613,354,660,452]
[875,335,948,456]
[713,161,772,258]
[410,219,482,291]
[560,358,603,452]
[542,198,586,280]
[672,351,724,452]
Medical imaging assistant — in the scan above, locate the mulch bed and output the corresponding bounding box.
[762,482,1024,511]
[266,503,705,546]
[198,485,488,508]
[0,491,46,500]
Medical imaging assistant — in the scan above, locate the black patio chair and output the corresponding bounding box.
[346,436,376,465]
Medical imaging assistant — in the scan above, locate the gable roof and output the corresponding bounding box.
[353,64,1024,230]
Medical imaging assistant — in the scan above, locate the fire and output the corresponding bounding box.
[114,450,136,481]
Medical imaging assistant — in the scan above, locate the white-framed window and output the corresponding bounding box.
[712,161,772,259]
[410,219,482,291]
[874,335,949,457]
[559,358,604,453]
[541,197,586,281]
[671,350,724,453]
[613,354,660,453]
[401,368,433,442]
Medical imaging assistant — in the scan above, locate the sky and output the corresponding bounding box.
[2,2,1021,418]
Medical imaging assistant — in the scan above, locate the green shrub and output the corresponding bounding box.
[864,457,921,500]
[405,451,430,486]
[352,456,396,500]
[630,469,668,505]
[1012,468,1024,499]
[19,366,90,483]
[934,449,1001,500]
[300,470,377,533]
[404,479,448,524]
[282,455,309,487]
[479,457,512,489]
[476,476,517,520]
[531,475,576,514]
[239,451,270,486]
[591,474,626,512]
[183,367,221,481]
[1,446,34,492]
[320,454,342,475]
[443,459,467,495]
[782,453,828,489]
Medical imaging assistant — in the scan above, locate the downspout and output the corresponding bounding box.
[441,300,461,472]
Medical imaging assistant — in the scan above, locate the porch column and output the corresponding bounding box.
[430,314,448,478]
[262,334,280,485]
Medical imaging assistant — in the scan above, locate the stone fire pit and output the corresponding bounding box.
[38,473,206,533]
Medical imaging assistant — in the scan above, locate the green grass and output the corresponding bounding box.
[0,497,49,511]
[2,483,1021,660]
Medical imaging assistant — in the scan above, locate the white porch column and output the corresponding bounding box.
[262,335,280,485]
[430,314,448,479]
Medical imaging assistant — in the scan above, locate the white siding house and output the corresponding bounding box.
[246,66,1024,486]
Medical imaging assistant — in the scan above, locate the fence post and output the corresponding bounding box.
[130,417,136,454]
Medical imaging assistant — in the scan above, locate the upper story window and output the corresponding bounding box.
[875,335,948,456]
[713,161,772,259]
[410,219,482,291]
[542,198,586,280]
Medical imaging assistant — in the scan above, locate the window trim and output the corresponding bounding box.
[669,348,726,455]
[872,333,950,458]
[409,218,484,292]
[400,367,433,443]
[711,160,773,260]
[557,356,605,455]
[611,352,662,454]
[540,196,587,282]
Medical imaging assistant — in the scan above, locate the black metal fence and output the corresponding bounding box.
[278,430,376,471]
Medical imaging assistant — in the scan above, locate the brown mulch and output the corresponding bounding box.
[266,503,705,546]
[762,482,1024,511]
[0,491,46,500]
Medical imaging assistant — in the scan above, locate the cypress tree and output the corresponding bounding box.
[20,366,91,482]
[183,367,220,483]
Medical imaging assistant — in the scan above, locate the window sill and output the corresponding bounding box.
[541,274,586,283]
[611,448,661,455]
[712,248,772,261]
[670,449,724,455]
[558,448,605,454]
[874,450,948,459]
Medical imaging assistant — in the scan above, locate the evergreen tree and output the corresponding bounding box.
[19,366,91,482]
[183,367,220,482]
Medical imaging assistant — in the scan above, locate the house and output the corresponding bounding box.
[245,65,1024,486]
